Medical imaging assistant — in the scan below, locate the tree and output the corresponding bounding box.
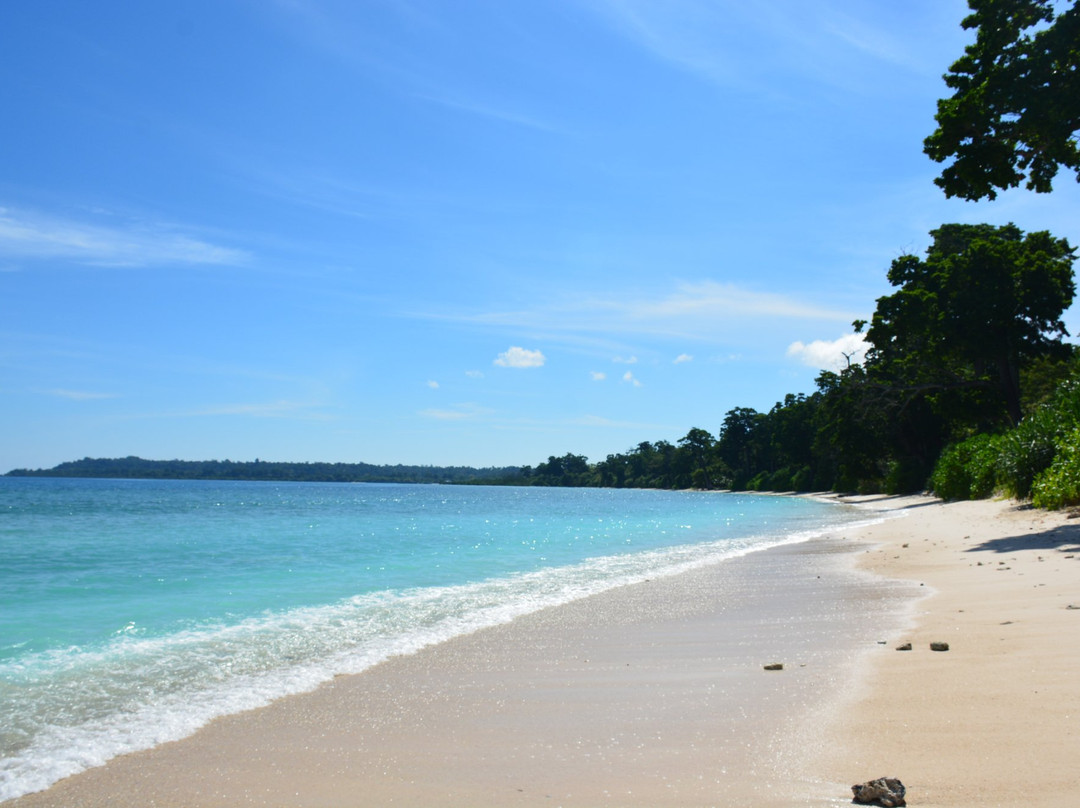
[864,223,1075,426]
[716,408,769,489]
[924,0,1080,200]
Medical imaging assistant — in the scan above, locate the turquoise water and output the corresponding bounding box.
[0,478,875,800]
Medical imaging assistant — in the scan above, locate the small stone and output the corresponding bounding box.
[763,663,783,671]
[851,776,906,806]
[895,642,912,651]
[930,642,950,651]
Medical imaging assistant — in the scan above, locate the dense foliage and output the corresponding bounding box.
[929,374,1080,507]
[5,456,523,485]
[924,0,1080,199]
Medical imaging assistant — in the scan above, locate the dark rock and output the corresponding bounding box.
[895,642,912,651]
[851,776,906,806]
[763,663,783,671]
[930,641,950,651]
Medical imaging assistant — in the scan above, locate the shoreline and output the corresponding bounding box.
[6,495,1079,806]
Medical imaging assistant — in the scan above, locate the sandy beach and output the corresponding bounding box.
[811,496,1080,807]
[7,495,1079,807]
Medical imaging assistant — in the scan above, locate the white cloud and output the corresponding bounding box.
[465,370,484,379]
[674,353,693,364]
[590,371,606,381]
[427,380,439,389]
[494,346,546,368]
[0,207,249,267]
[786,332,868,371]
[622,371,642,387]
[613,355,638,364]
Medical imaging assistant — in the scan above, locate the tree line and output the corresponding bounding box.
[5,456,524,485]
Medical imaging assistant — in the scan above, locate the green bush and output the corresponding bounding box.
[767,467,793,491]
[1032,427,1080,509]
[996,407,1061,499]
[929,444,972,500]
[929,433,1002,500]
[790,465,814,492]
[745,471,768,491]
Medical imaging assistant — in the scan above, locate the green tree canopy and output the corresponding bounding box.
[864,223,1075,425]
[924,0,1080,200]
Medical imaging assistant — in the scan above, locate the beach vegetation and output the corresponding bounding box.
[929,433,1005,500]
[924,0,1080,200]
[1032,427,1080,508]
[929,370,1080,504]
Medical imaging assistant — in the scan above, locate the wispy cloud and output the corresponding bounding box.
[622,371,642,387]
[583,0,938,93]
[0,207,250,268]
[42,388,118,401]
[787,332,868,371]
[673,353,693,364]
[590,371,606,381]
[433,280,856,346]
[416,93,567,134]
[427,380,440,389]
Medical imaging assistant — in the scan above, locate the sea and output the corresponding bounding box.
[0,477,882,801]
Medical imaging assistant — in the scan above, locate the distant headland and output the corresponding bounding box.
[4,456,524,485]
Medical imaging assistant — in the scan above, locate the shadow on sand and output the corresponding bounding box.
[965,516,1080,555]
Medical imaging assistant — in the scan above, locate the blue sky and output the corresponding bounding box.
[3,0,1078,472]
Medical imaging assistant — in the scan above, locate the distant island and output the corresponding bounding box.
[4,456,525,485]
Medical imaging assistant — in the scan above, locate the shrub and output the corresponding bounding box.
[745,471,768,491]
[790,465,814,492]
[1032,427,1080,509]
[929,433,1002,500]
[996,407,1061,499]
[767,467,794,491]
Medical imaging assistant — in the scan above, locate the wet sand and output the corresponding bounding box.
[8,495,1079,807]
